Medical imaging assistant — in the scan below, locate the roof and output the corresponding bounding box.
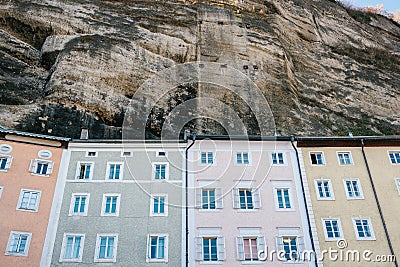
[0,128,70,142]
[296,135,400,147]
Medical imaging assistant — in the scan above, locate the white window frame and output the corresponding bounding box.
[59,233,85,262]
[150,194,168,216]
[0,186,3,198]
[395,178,400,194]
[152,163,169,180]
[276,235,304,262]
[309,151,325,165]
[322,218,343,241]
[16,189,41,212]
[146,234,169,263]
[200,151,215,165]
[86,151,98,157]
[5,231,32,256]
[232,188,261,210]
[0,144,13,153]
[337,152,353,165]
[272,182,294,211]
[156,151,167,157]
[195,233,225,262]
[69,193,90,216]
[29,159,54,176]
[314,179,335,200]
[75,162,94,181]
[197,188,223,210]
[271,152,286,166]
[343,178,364,200]
[235,152,251,165]
[94,234,118,262]
[352,217,376,240]
[120,150,132,157]
[101,194,121,216]
[236,228,265,262]
[105,162,124,180]
[0,154,13,172]
[388,151,400,164]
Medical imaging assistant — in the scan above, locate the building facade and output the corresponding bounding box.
[48,140,186,266]
[298,137,399,267]
[188,136,316,267]
[0,129,69,267]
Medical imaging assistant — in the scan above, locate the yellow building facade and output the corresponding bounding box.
[297,137,399,267]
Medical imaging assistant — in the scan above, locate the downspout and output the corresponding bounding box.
[290,137,318,267]
[185,134,196,267]
[360,139,398,267]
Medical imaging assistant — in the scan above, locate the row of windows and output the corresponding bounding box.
[200,152,287,165]
[0,156,54,176]
[309,151,400,166]
[322,217,375,241]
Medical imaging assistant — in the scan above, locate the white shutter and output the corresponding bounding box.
[29,159,37,173]
[236,237,244,260]
[276,236,284,251]
[164,235,168,262]
[47,161,54,175]
[253,188,261,208]
[217,237,225,260]
[5,156,12,169]
[232,189,239,209]
[257,236,266,255]
[195,188,202,208]
[297,236,304,253]
[215,188,223,209]
[146,235,151,260]
[195,237,203,261]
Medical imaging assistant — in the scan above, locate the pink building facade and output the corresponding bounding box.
[188,137,316,267]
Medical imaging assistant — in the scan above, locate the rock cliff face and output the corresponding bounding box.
[0,0,399,138]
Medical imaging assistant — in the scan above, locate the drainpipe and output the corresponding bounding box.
[360,139,398,267]
[185,134,196,267]
[290,137,318,267]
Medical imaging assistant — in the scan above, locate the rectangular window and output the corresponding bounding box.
[157,151,166,157]
[107,163,123,180]
[344,179,364,199]
[147,235,168,262]
[314,179,334,200]
[395,178,400,194]
[86,151,97,157]
[338,152,352,165]
[69,194,89,216]
[121,151,132,157]
[195,234,225,262]
[76,162,93,180]
[310,152,324,165]
[277,236,303,261]
[353,218,375,240]
[95,234,118,262]
[236,236,265,261]
[236,152,249,164]
[101,194,121,216]
[203,237,218,261]
[272,152,285,165]
[0,155,12,171]
[389,151,400,164]
[233,188,260,209]
[17,189,41,212]
[322,219,342,240]
[6,231,32,256]
[60,234,85,262]
[30,159,53,175]
[276,188,291,209]
[239,189,253,209]
[202,189,215,209]
[151,195,168,216]
[154,164,168,180]
[201,152,214,164]
[0,186,3,198]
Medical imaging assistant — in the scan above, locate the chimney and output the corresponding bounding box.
[80,128,89,139]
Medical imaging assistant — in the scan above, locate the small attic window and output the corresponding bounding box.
[243,65,249,70]
[253,65,259,70]
[157,151,166,157]
[0,144,12,154]
[121,151,132,157]
[38,150,52,159]
[86,151,97,157]
[218,21,224,25]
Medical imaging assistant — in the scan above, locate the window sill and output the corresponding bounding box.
[5,252,28,257]
[236,209,259,213]
[31,173,50,177]
[241,260,264,264]
[94,258,116,263]
[0,169,9,172]
[199,260,222,265]
[198,209,222,212]
[59,258,82,263]
[147,258,168,263]
[316,198,335,201]
[346,197,365,200]
[16,208,38,213]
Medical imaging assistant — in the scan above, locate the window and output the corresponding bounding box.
[236,152,249,164]
[277,236,303,261]
[344,179,364,199]
[233,188,261,210]
[86,151,97,157]
[275,188,292,209]
[310,152,325,165]
[153,163,168,180]
[30,159,53,175]
[0,144,12,153]
[5,231,32,256]
[38,149,52,159]
[201,152,214,164]
[157,151,166,157]
[314,179,335,200]
[147,235,168,262]
[94,234,118,262]
[236,236,265,261]
[76,162,93,180]
[272,152,285,165]
[0,186,3,198]
[60,234,85,262]
[0,154,12,171]
[337,152,352,165]
[353,218,375,240]
[196,237,225,262]
[322,219,342,240]
[101,194,121,216]
[69,194,89,216]
[106,163,123,180]
[389,151,400,164]
[121,151,132,157]
[17,189,41,212]
[151,195,168,216]
[395,178,400,194]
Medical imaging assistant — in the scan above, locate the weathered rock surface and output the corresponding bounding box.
[0,0,399,138]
